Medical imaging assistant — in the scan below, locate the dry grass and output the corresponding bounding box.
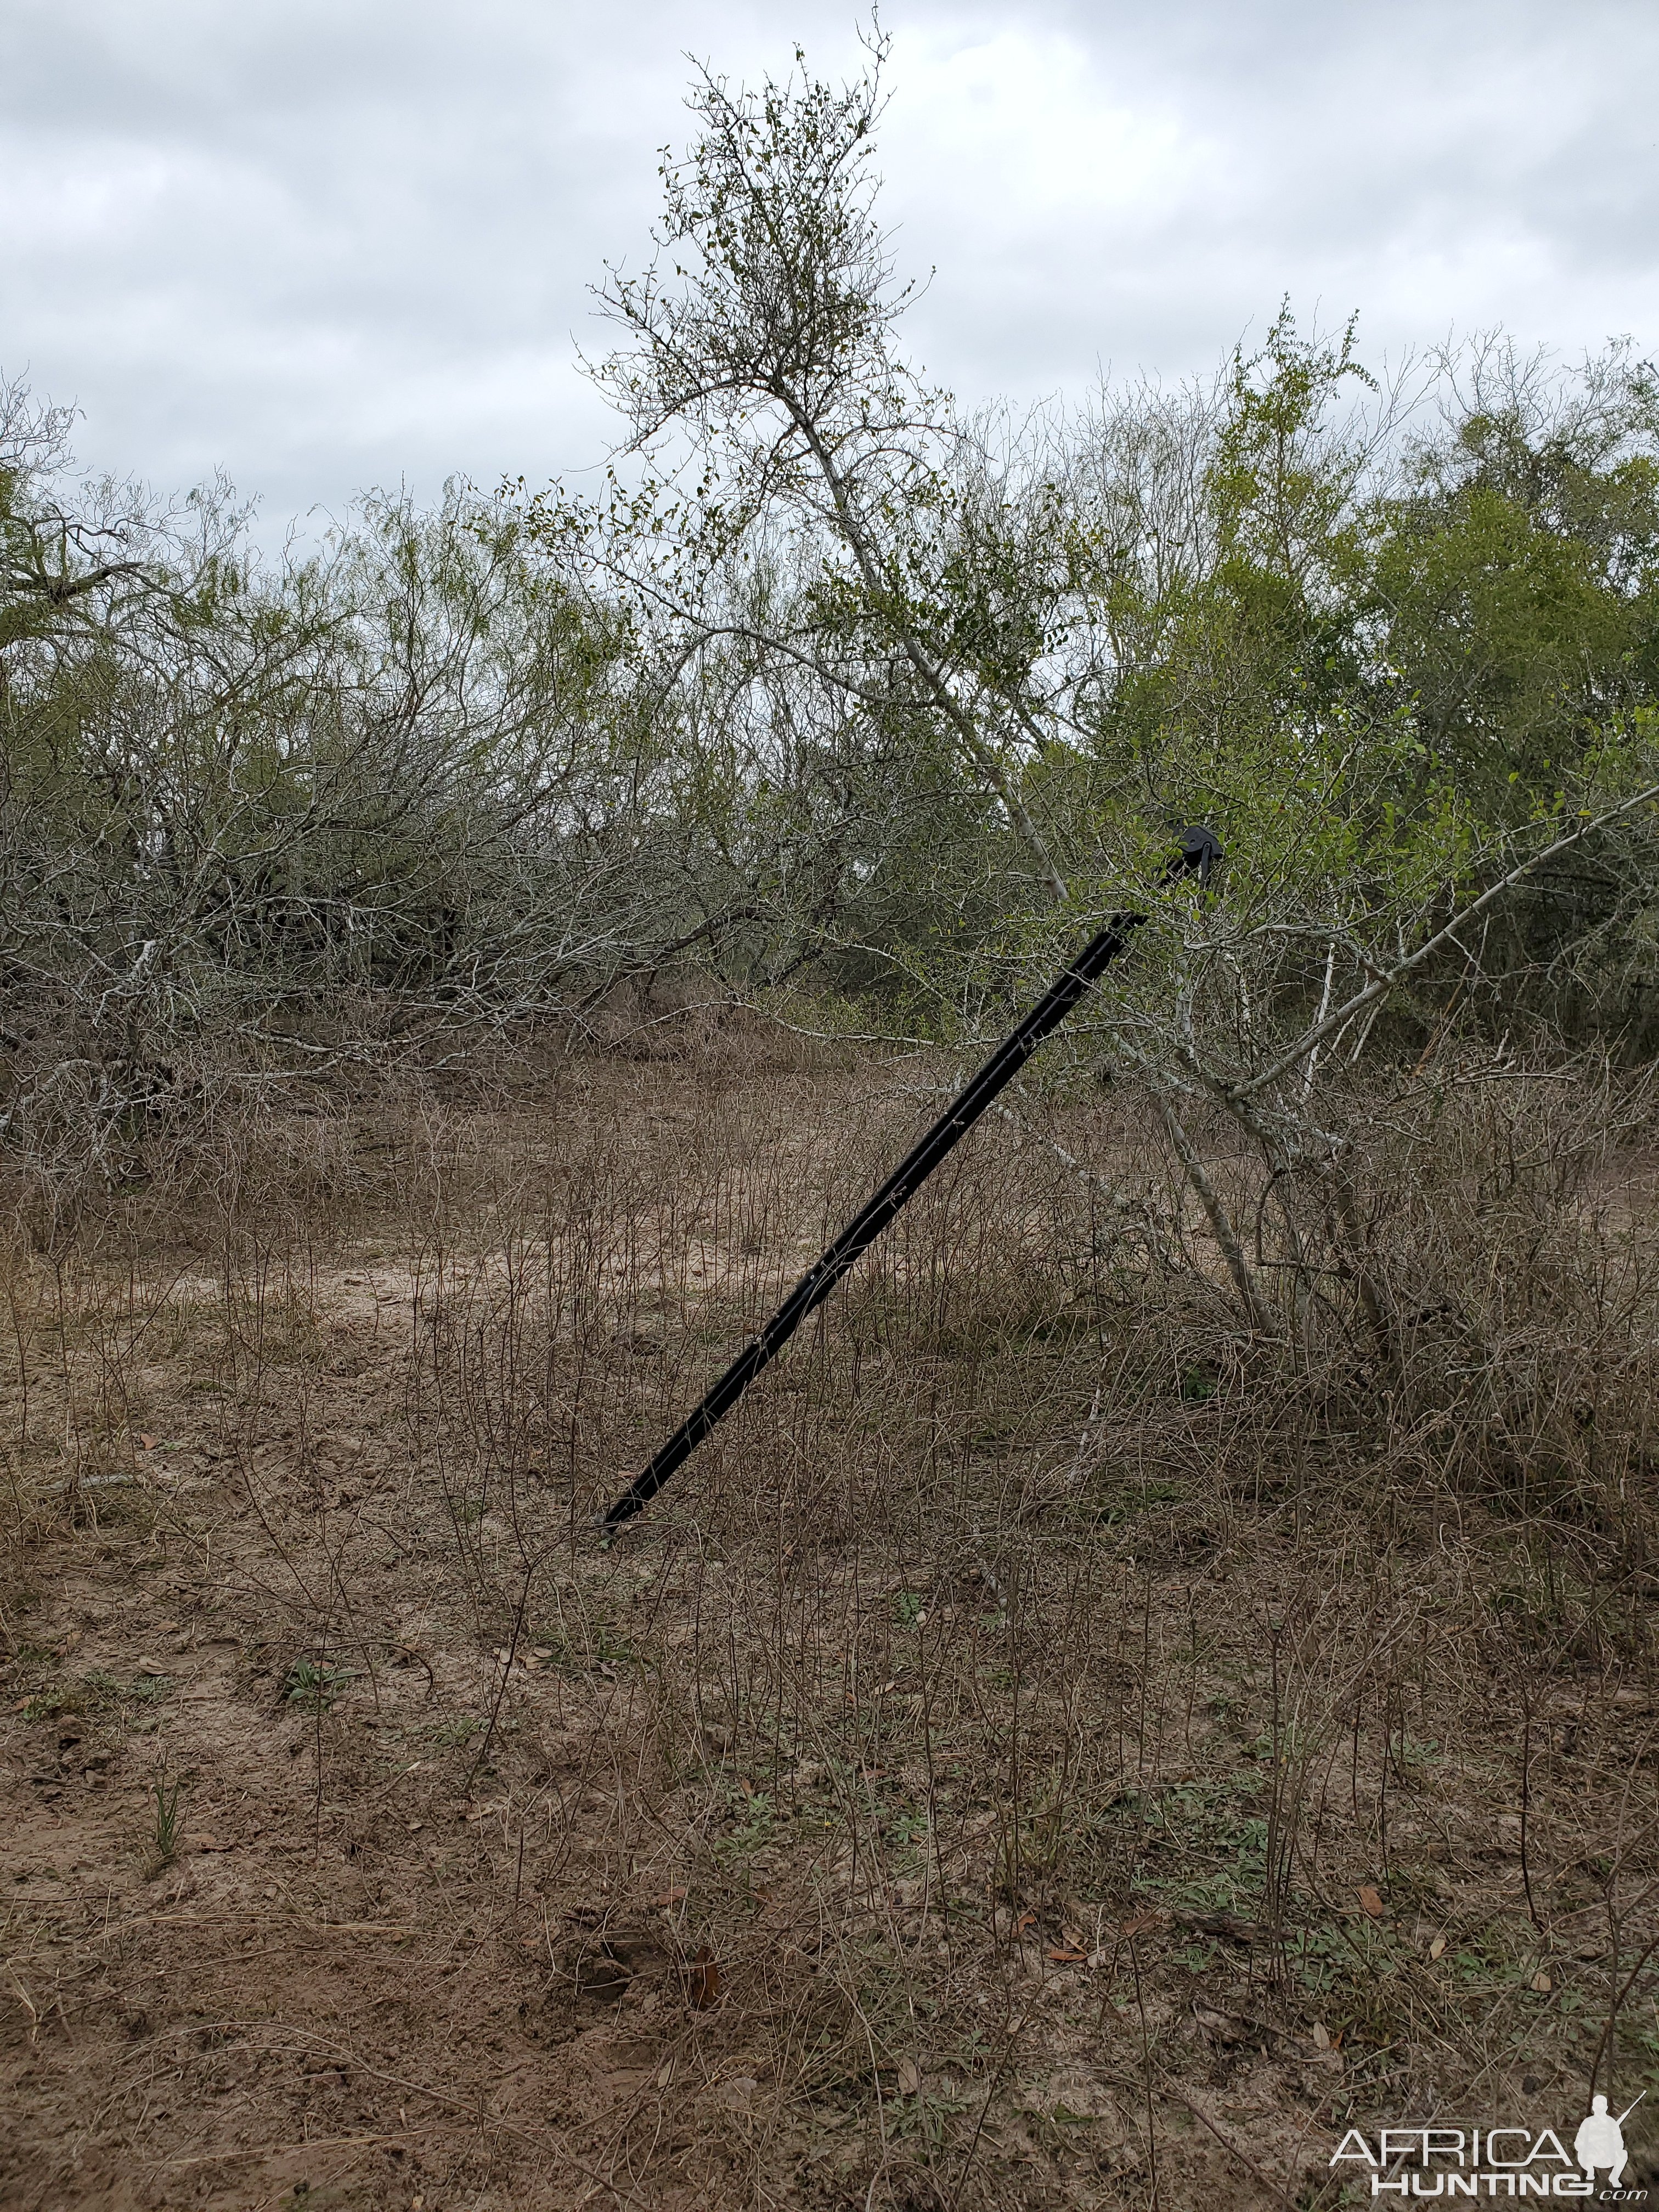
[2,1042,1657,2210]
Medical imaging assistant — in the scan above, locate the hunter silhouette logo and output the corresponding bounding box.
[1576,2094,1642,2191]
[1330,2092,1648,2197]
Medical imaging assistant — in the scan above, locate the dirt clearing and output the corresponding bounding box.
[3,1054,1656,2209]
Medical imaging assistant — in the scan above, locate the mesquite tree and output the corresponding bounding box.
[574,39,1659,1356]
[0,410,749,1179]
[584,30,1071,903]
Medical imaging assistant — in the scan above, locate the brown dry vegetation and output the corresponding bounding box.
[3,1035,1658,2211]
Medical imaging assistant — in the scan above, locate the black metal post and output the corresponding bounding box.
[600,828,1220,1533]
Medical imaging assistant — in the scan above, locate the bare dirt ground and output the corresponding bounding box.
[2,1052,1656,2209]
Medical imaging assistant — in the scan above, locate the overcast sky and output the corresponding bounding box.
[5,0,1657,534]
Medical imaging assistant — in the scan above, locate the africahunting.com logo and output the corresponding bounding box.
[1330,2093,1647,2198]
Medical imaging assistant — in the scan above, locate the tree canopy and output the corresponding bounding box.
[5,40,1659,1195]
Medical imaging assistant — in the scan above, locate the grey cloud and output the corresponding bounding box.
[3,0,1655,535]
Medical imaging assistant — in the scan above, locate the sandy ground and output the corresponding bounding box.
[3,1068,1657,2209]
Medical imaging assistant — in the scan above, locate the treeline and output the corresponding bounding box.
[5,36,1659,1184]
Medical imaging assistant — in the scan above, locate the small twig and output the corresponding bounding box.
[1128,1936,1161,2211]
[1065,1378,1107,1492]
[1233,785,1659,1103]
[1153,2075,1304,2210]
[5,1970,41,2045]
[1519,1682,1542,1932]
[467,1554,540,1792]
[971,1524,1006,1607]
[1589,1929,1659,2097]
[1159,1094,1276,1336]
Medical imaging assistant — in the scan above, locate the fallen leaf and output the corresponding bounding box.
[1311,2021,1331,2050]
[1013,1909,1038,1934]
[895,2058,921,2095]
[138,1434,157,1451]
[649,1888,688,1908]
[1047,1946,1088,1964]
[687,1944,723,2010]
[1531,1970,1553,1993]
[1358,1884,1385,1918]
[1429,1934,1448,1961]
